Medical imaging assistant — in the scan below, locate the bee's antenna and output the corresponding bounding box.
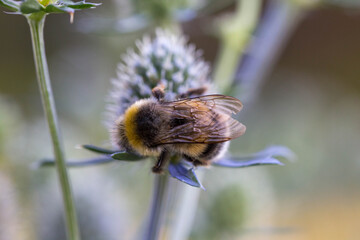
[178,86,208,99]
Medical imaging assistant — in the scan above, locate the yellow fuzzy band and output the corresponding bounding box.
[173,143,207,157]
[187,144,207,156]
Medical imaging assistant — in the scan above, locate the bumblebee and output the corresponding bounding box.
[112,86,246,173]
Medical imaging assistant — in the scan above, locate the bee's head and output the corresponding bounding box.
[111,116,130,152]
[112,99,163,157]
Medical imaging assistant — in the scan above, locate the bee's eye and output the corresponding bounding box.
[170,118,188,128]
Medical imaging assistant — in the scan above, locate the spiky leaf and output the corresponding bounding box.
[0,0,20,11]
[111,152,146,161]
[168,162,205,190]
[80,144,117,155]
[34,157,114,168]
[213,145,294,168]
[15,0,100,14]
[67,1,101,9]
[213,157,284,168]
[45,4,74,14]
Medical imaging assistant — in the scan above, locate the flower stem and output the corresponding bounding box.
[27,13,80,240]
[145,174,170,240]
[166,174,203,240]
[213,0,261,93]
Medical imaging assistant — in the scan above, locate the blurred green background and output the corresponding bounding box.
[1,0,360,239]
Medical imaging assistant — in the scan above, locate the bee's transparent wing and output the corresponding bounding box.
[193,94,243,115]
[155,95,246,145]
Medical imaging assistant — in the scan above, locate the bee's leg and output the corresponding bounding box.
[193,160,208,166]
[183,155,208,166]
[183,154,195,163]
[152,84,166,101]
[152,149,170,174]
[178,87,208,99]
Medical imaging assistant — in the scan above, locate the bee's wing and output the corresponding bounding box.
[155,95,246,145]
[194,94,243,115]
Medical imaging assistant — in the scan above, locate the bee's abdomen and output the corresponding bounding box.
[199,143,225,161]
[183,142,228,166]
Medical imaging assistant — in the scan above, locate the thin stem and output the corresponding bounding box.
[213,0,261,94]
[144,174,170,240]
[167,173,203,240]
[27,13,81,240]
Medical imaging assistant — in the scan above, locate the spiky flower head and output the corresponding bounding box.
[105,29,213,128]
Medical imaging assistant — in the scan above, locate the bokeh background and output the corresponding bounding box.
[1,0,360,239]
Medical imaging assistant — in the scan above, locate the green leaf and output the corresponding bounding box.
[45,4,74,13]
[80,144,117,155]
[16,0,99,15]
[80,144,145,161]
[20,0,44,14]
[110,152,146,161]
[0,0,20,12]
[33,157,114,168]
[67,1,101,9]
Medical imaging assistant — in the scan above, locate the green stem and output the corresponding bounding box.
[213,0,261,93]
[145,174,170,240]
[27,13,80,240]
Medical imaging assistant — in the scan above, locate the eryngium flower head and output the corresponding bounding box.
[105,29,213,129]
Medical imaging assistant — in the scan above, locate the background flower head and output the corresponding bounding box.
[105,29,213,130]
